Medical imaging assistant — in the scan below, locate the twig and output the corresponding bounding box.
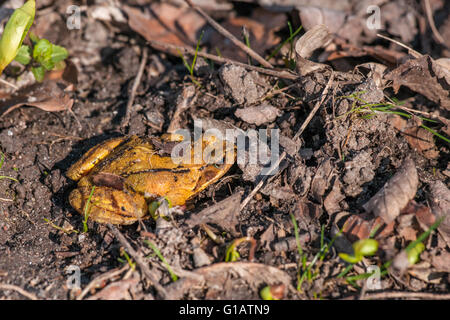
[107,224,168,299]
[240,73,335,211]
[0,283,39,300]
[121,47,148,129]
[423,0,446,46]
[363,291,450,300]
[147,40,299,80]
[146,39,298,80]
[376,34,422,58]
[184,0,273,68]
[76,264,129,300]
[0,78,18,90]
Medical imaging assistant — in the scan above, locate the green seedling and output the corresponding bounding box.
[178,31,204,87]
[225,237,257,262]
[0,0,35,75]
[15,34,68,82]
[266,22,302,69]
[144,239,178,282]
[82,185,95,233]
[118,248,136,270]
[337,91,450,144]
[260,284,285,300]
[148,197,172,220]
[43,218,79,234]
[404,216,444,266]
[339,238,379,264]
[0,151,19,182]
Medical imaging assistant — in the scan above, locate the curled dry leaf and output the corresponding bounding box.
[403,127,439,160]
[87,274,139,300]
[294,24,332,76]
[164,262,294,300]
[295,24,332,60]
[0,80,74,118]
[384,55,450,110]
[428,181,450,246]
[185,192,242,236]
[234,103,281,126]
[363,157,418,224]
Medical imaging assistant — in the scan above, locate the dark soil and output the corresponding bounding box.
[0,0,449,300]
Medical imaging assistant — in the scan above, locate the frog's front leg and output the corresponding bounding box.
[67,137,126,181]
[69,177,148,225]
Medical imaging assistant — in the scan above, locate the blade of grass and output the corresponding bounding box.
[82,185,95,233]
[144,239,178,282]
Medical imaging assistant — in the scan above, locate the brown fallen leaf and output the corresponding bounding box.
[209,8,286,63]
[403,126,439,159]
[87,275,139,300]
[384,55,450,110]
[0,80,74,118]
[363,157,418,224]
[185,192,242,236]
[428,181,450,246]
[123,3,205,47]
[339,213,395,242]
[164,262,295,300]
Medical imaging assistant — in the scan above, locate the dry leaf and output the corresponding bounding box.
[164,262,294,300]
[384,55,450,110]
[185,192,242,236]
[0,80,74,118]
[363,157,418,223]
[295,24,332,60]
[403,127,439,159]
[87,275,139,300]
[123,3,205,47]
[428,181,450,246]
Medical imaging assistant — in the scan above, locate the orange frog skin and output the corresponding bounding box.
[67,134,234,225]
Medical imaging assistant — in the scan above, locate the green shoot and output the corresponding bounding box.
[225,237,257,262]
[242,26,252,65]
[266,23,303,66]
[178,31,204,87]
[0,0,35,75]
[0,152,19,182]
[118,248,136,270]
[43,218,79,234]
[16,34,68,82]
[82,186,95,233]
[144,240,178,282]
[337,91,450,144]
[338,239,378,264]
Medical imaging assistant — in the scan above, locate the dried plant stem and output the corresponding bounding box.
[121,47,148,129]
[423,0,446,46]
[184,0,273,68]
[0,283,38,300]
[146,39,298,80]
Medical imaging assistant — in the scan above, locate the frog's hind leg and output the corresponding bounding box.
[67,137,126,181]
[69,178,148,225]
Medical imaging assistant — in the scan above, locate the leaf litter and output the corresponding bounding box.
[0,0,449,301]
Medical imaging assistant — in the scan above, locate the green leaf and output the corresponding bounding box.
[31,65,45,82]
[407,242,425,265]
[14,45,31,65]
[50,44,68,63]
[0,0,35,74]
[353,239,378,257]
[338,253,363,264]
[33,38,54,70]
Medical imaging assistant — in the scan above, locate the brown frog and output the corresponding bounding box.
[67,134,234,225]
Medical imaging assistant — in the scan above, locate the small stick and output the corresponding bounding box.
[76,265,129,300]
[184,0,273,68]
[363,291,450,300]
[240,73,335,211]
[0,283,39,300]
[121,47,148,129]
[376,34,422,58]
[423,0,446,46]
[146,39,298,80]
[107,224,168,299]
[0,78,18,90]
